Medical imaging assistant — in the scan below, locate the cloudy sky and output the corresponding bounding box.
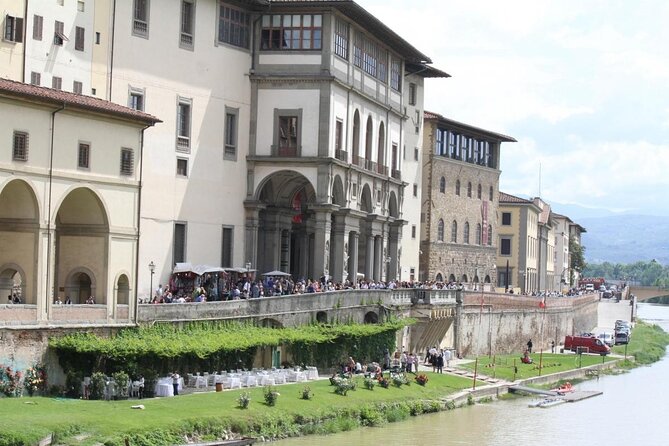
[358,0,669,217]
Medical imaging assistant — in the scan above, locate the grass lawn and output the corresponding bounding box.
[0,372,479,446]
[458,352,617,381]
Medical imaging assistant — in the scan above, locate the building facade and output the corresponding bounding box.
[0,78,159,324]
[420,111,515,288]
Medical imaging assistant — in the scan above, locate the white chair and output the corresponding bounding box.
[260,375,275,386]
[273,372,286,385]
[208,374,216,386]
[187,374,196,387]
[242,375,257,387]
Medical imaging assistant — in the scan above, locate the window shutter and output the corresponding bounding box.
[15,17,24,42]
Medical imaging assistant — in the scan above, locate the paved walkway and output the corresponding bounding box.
[594,298,634,334]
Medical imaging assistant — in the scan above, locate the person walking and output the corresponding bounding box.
[171,372,180,396]
[527,339,533,353]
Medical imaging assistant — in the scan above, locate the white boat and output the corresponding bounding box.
[528,398,566,408]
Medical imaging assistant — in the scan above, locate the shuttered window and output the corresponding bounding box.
[120,148,134,175]
[174,223,187,264]
[221,226,233,267]
[75,26,84,50]
[12,131,29,161]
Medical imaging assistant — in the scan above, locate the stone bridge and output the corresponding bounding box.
[629,286,669,301]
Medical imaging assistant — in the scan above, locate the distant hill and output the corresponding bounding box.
[577,215,669,265]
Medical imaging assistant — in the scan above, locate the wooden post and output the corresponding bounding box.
[473,357,478,390]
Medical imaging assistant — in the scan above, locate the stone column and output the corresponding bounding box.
[38,227,56,323]
[348,231,359,284]
[244,202,265,274]
[365,233,374,280]
[331,213,347,283]
[388,223,402,281]
[373,235,382,281]
[310,208,332,279]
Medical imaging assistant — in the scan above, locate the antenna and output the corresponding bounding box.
[538,162,542,197]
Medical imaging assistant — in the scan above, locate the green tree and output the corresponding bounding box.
[569,236,586,284]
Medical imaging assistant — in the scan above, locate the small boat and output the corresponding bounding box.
[550,382,574,394]
[528,398,566,408]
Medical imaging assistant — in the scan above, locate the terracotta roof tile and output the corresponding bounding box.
[0,78,161,125]
[499,191,532,204]
[424,110,516,142]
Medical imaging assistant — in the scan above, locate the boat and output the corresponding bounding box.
[550,382,574,394]
[528,397,566,408]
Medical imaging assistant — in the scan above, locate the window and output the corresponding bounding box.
[489,186,494,201]
[439,177,446,193]
[488,225,493,246]
[54,20,66,45]
[173,223,187,265]
[78,143,90,168]
[95,31,100,44]
[120,148,134,175]
[477,183,482,199]
[91,87,96,95]
[128,87,144,111]
[437,219,444,242]
[408,83,416,106]
[180,0,195,49]
[224,107,238,160]
[451,221,458,243]
[352,31,387,81]
[500,238,511,256]
[52,76,62,90]
[33,15,43,40]
[132,0,150,37]
[274,109,302,157]
[334,17,348,59]
[476,223,482,245]
[455,179,460,196]
[75,26,84,51]
[502,212,511,225]
[176,158,188,177]
[78,1,85,12]
[221,226,233,267]
[411,225,416,239]
[464,222,470,244]
[176,97,191,151]
[57,0,64,5]
[30,72,40,86]
[335,119,343,156]
[12,131,28,161]
[3,15,23,43]
[413,184,418,197]
[390,57,401,91]
[414,147,419,161]
[73,81,82,94]
[467,182,472,198]
[261,14,322,50]
[218,2,250,48]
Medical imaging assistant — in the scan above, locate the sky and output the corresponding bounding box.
[357,0,669,218]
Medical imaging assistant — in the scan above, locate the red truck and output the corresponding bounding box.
[564,335,611,355]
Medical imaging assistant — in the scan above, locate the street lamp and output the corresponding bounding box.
[148,261,155,299]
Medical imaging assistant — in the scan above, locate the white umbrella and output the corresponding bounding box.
[261,270,291,277]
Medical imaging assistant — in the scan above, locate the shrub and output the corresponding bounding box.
[24,365,47,396]
[384,404,410,423]
[112,371,130,399]
[359,405,384,426]
[392,375,409,387]
[300,386,313,400]
[263,386,280,406]
[0,365,22,397]
[237,391,251,409]
[377,376,390,388]
[415,373,429,386]
[65,370,83,399]
[363,376,376,390]
[333,378,356,396]
[89,372,107,400]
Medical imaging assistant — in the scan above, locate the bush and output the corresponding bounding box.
[112,371,130,399]
[65,370,83,399]
[415,373,429,386]
[363,376,376,390]
[0,365,22,397]
[377,376,390,388]
[263,386,280,406]
[392,375,409,387]
[237,391,251,409]
[333,378,356,396]
[300,386,313,400]
[89,372,107,400]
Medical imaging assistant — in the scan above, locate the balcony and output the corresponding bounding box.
[376,164,388,176]
[391,169,401,180]
[365,160,377,172]
[352,154,365,168]
[335,149,348,162]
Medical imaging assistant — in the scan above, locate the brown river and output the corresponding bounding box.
[276,303,669,446]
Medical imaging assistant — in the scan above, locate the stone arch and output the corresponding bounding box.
[115,273,130,305]
[467,182,472,198]
[484,275,491,283]
[64,267,97,304]
[388,191,399,218]
[255,170,317,206]
[0,263,27,304]
[360,184,373,213]
[435,272,444,282]
[0,179,40,305]
[455,179,461,196]
[259,318,283,329]
[473,275,480,283]
[364,311,379,324]
[449,274,456,282]
[365,115,373,161]
[477,183,482,199]
[437,219,444,241]
[316,311,328,324]
[332,175,345,207]
[439,176,446,193]
[55,187,110,305]
[461,274,468,283]
[352,110,361,161]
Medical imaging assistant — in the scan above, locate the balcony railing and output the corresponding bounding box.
[377,164,388,175]
[277,146,298,157]
[352,154,365,168]
[391,169,401,180]
[365,160,377,172]
[335,149,348,162]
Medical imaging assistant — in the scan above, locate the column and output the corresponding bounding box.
[388,224,401,281]
[244,203,265,274]
[348,231,359,284]
[373,235,382,281]
[330,214,347,283]
[365,234,374,280]
[310,209,332,279]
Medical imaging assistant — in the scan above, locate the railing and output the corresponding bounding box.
[365,160,377,172]
[352,154,365,168]
[335,149,348,162]
[391,169,401,180]
[376,164,388,175]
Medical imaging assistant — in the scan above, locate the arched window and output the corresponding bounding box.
[487,224,493,246]
[476,223,482,245]
[436,273,443,282]
[467,182,472,198]
[451,220,458,242]
[352,110,360,162]
[439,176,446,193]
[437,219,444,241]
[365,116,373,161]
[455,180,461,196]
[464,221,470,244]
[477,183,482,199]
[377,122,385,171]
[489,186,494,201]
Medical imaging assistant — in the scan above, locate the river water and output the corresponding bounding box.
[276,303,669,446]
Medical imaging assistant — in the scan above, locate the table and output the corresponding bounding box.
[154,377,184,397]
[305,367,319,380]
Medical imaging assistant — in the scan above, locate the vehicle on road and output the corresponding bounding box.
[615,331,630,345]
[585,283,595,292]
[564,335,611,355]
[597,332,614,347]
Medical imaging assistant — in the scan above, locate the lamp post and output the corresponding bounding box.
[148,261,155,299]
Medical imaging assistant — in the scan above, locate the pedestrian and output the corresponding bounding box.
[171,372,180,396]
[527,339,533,353]
[443,348,452,368]
[407,353,415,373]
[551,340,555,353]
[436,351,444,374]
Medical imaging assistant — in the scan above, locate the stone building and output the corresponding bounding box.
[0,78,159,325]
[420,111,515,287]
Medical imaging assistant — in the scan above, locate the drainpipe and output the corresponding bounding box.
[22,0,28,83]
[133,124,151,325]
[454,288,463,357]
[108,0,117,99]
[45,104,66,319]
